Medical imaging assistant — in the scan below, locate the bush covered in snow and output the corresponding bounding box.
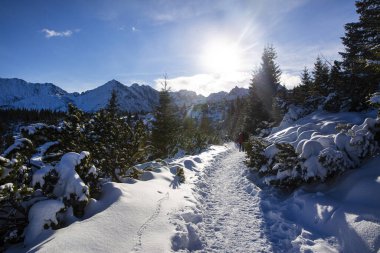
[0,127,100,249]
[245,115,380,188]
[0,96,183,249]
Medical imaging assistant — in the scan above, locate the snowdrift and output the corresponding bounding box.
[256,110,380,252]
[8,146,228,252]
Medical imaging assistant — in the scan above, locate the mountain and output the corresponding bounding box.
[170,90,206,106]
[207,86,249,103]
[0,78,248,112]
[0,78,71,111]
[72,80,159,112]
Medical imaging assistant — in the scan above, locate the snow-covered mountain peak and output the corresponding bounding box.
[100,79,126,90]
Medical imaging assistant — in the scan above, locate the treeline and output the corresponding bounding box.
[0,108,66,153]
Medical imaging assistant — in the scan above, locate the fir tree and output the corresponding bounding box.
[339,0,380,110]
[244,46,282,134]
[312,57,330,97]
[151,76,180,158]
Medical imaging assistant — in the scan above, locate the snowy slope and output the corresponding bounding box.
[0,78,71,111]
[72,80,159,112]
[170,90,206,106]
[8,146,228,253]
[206,86,248,103]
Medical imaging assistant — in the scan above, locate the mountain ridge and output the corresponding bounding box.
[0,77,248,112]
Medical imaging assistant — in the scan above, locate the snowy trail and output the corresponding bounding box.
[192,147,273,252]
[162,144,304,252]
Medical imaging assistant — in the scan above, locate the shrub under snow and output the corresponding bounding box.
[246,114,380,188]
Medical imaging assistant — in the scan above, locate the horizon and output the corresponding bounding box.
[0,0,358,96]
[0,76,246,97]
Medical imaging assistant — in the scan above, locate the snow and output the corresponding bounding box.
[0,183,14,191]
[6,110,380,252]
[369,92,380,105]
[6,139,380,252]
[32,165,54,187]
[263,110,379,183]
[53,152,89,200]
[24,200,65,245]
[8,145,228,252]
[30,141,59,168]
[1,138,33,157]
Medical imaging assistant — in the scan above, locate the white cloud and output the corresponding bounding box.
[154,72,251,96]
[131,26,138,32]
[281,72,300,89]
[41,29,77,38]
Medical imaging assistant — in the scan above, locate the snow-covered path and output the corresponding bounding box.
[192,147,272,252]
[169,145,302,252]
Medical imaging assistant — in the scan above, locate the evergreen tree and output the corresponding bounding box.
[151,76,180,158]
[339,0,380,110]
[244,46,282,134]
[300,67,313,87]
[312,57,330,97]
[107,90,119,116]
[256,45,282,110]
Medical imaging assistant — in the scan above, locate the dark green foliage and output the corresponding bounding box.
[244,46,283,135]
[151,78,180,158]
[176,167,185,183]
[338,0,380,110]
[60,103,88,153]
[244,136,269,170]
[267,143,304,188]
[40,169,59,196]
[0,144,34,247]
[74,152,101,199]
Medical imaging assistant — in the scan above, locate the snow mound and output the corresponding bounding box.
[253,111,379,185]
[24,200,65,245]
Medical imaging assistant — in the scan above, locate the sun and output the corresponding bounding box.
[201,41,241,73]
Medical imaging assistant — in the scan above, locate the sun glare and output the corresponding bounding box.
[201,41,242,73]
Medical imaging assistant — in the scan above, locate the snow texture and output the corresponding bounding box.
[24,200,65,245]
[7,111,380,253]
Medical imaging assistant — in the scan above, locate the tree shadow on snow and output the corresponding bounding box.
[170,176,181,189]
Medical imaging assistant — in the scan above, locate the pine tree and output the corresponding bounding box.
[300,67,313,87]
[244,46,282,134]
[151,76,180,158]
[339,0,380,110]
[107,90,119,116]
[256,45,282,110]
[312,57,330,97]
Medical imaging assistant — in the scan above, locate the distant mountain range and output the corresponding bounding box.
[0,78,248,112]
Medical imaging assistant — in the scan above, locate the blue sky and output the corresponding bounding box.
[0,0,357,95]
